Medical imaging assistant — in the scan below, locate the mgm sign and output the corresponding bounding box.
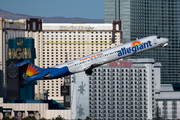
[7,48,32,60]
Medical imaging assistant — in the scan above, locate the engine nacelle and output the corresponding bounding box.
[43,66,71,79]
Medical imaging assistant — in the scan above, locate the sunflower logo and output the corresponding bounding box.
[19,63,40,77]
[26,64,40,76]
[132,41,141,46]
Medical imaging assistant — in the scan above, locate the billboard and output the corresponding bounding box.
[61,86,70,96]
[7,37,35,61]
[6,37,36,100]
[7,48,32,60]
[2,108,12,118]
[14,111,24,120]
[7,60,19,80]
[6,60,20,102]
[109,61,132,67]
[28,111,37,117]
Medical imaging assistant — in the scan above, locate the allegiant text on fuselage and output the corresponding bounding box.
[118,41,152,57]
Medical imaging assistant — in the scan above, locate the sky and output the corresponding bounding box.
[0,0,104,19]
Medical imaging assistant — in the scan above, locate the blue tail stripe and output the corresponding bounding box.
[14,60,29,67]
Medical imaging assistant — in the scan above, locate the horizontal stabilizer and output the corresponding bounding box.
[14,60,29,67]
[14,60,43,77]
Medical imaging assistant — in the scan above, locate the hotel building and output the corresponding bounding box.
[156,84,180,119]
[33,21,123,102]
[71,59,161,120]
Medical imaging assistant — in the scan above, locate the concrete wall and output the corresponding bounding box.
[0,98,71,119]
[46,110,71,119]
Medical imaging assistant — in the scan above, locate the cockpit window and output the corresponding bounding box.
[153,39,157,44]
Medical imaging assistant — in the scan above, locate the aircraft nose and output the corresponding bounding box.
[164,38,169,43]
[160,37,168,43]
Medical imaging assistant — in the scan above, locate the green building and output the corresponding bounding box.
[7,37,36,101]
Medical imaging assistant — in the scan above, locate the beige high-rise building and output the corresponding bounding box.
[34,21,123,102]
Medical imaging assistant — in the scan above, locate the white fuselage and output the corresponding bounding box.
[53,35,168,74]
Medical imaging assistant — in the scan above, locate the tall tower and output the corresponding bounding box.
[0,17,26,102]
[104,0,180,85]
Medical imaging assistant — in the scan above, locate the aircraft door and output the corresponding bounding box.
[153,38,157,44]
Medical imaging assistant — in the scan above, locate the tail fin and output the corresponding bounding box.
[14,60,43,77]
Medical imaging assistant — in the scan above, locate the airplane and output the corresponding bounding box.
[15,35,168,81]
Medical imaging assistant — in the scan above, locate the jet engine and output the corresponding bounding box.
[43,66,71,79]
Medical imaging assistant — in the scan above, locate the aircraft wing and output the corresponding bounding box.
[84,61,105,71]
[84,61,106,75]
